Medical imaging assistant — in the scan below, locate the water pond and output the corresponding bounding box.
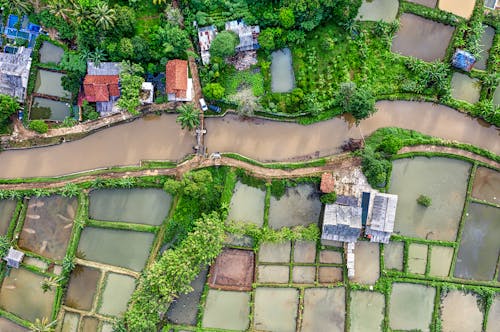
[450,72,481,104]
[268,184,321,229]
[98,273,136,316]
[356,0,398,23]
[35,70,69,99]
[201,290,250,330]
[0,199,16,235]
[454,203,500,281]
[441,290,483,332]
[390,157,470,241]
[352,241,379,284]
[407,0,436,7]
[0,268,55,322]
[39,42,64,64]
[77,227,155,271]
[19,195,77,260]
[30,97,72,121]
[271,48,295,93]
[64,265,101,311]
[89,188,172,226]
[472,167,499,204]
[350,291,385,332]
[389,283,435,332]
[474,26,495,70]
[302,288,345,332]
[391,13,455,62]
[439,0,476,19]
[429,246,453,277]
[254,287,298,331]
[227,182,265,226]
[383,241,404,271]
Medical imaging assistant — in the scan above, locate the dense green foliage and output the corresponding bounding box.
[28,120,49,134]
[417,194,432,207]
[210,31,239,59]
[117,62,145,115]
[176,104,200,130]
[320,191,337,204]
[0,95,19,133]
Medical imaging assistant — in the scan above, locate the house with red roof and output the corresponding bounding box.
[166,59,193,102]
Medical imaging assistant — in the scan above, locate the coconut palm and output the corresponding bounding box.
[40,276,62,293]
[176,104,200,131]
[71,2,92,24]
[29,317,57,332]
[0,0,31,15]
[92,3,116,30]
[88,48,107,66]
[47,0,71,21]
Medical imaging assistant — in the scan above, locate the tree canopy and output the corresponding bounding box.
[210,31,239,59]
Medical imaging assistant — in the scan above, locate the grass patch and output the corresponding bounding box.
[222,68,265,97]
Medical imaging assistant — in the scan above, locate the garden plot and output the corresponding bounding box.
[352,241,379,284]
[384,241,404,271]
[474,26,495,70]
[258,241,291,263]
[34,70,70,98]
[350,291,385,332]
[0,199,16,235]
[451,72,481,104]
[208,248,254,291]
[408,243,428,274]
[98,273,136,316]
[271,48,295,93]
[441,290,483,332]
[258,265,289,283]
[429,246,454,277]
[486,294,500,332]
[389,283,435,332]
[77,227,155,272]
[167,267,207,326]
[0,268,55,322]
[268,184,321,229]
[454,203,500,281]
[294,240,316,263]
[254,288,298,331]
[227,181,265,226]
[0,317,27,332]
[64,265,101,311]
[201,290,250,331]
[19,195,77,260]
[39,42,64,64]
[472,167,499,204]
[390,157,470,241]
[439,0,476,19]
[356,0,399,22]
[407,0,437,7]
[89,188,171,226]
[391,13,455,62]
[301,288,345,332]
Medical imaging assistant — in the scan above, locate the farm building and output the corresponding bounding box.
[198,25,218,65]
[225,19,260,52]
[365,193,398,244]
[80,62,122,116]
[0,46,32,101]
[321,199,362,244]
[3,247,24,269]
[166,59,193,102]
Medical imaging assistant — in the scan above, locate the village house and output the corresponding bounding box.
[80,62,122,116]
[0,47,32,102]
[365,193,398,244]
[198,25,218,65]
[165,59,193,102]
[225,19,260,52]
[3,247,24,269]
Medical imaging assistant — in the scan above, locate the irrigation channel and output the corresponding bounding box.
[0,101,498,179]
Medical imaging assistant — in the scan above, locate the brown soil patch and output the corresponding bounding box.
[208,248,255,291]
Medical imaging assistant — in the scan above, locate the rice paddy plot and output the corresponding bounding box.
[254,288,298,331]
[318,267,343,283]
[408,243,428,275]
[258,241,291,263]
[486,294,500,332]
[352,241,379,284]
[268,184,321,230]
[389,283,435,332]
[227,181,265,226]
[440,290,483,332]
[0,317,28,332]
[319,249,342,264]
[383,241,404,271]
[301,288,345,332]
[258,265,289,283]
[454,203,500,281]
[472,167,499,204]
[390,157,470,241]
[80,317,99,332]
[391,13,455,62]
[292,266,316,284]
[438,0,476,19]
[350,291,385,332]
[98,273,136,316]
[450,72,481,104]
[64,265,101,311]
[201,290,250,331]
[0,199,16,235]
[429,246,454,277]
[293,240,316,263]
[474,26,495,70]
[61,312,79,332]
[356,0,399,22]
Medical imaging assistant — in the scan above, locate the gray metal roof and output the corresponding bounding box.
[225,20,260,52]
[0,47,32,101]
[322,204,362,243]
[366,193,398,243]
[3,247,24,268]
[87,62,122,75]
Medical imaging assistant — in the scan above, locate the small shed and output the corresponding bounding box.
[321,203,362,244]
[3,247,24,268]
[320,173,335,193]
[451,49,475,72]
[365,193,398,244]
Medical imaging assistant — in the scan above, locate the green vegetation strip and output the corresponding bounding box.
[222,153,328,170]
[87,219,158,233]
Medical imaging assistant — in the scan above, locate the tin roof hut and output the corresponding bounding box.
[321,199,362,244]
[365,193,398,244]
[0,47,32,101]
[452,49,476,72]
[3,247,24,268]
[198,25,218,65]
[225,19,260,52]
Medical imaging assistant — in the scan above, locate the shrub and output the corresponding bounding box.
[377,135,403,155]
[417,194,432,207]
[210,31,239,59]
[202,82,225,100]
[320,192,337,204]
[28,120,49,134]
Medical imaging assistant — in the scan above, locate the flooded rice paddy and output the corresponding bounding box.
[294,241,316,263]
[450,72,481,104]
[89,188,171,226]
[34,70,69,99]
[257,265,289,283]
[19,195,77,260]
[494,84,500,106]
[0,268,55,322]
[98,273,136,316]
[474,26,495,70]
[0,199,16,235]
[268,184,321,229]
[259,241,291,263]
[64,265,101,311]
[61,312,79,332]
[352,241,379,284]
[77,227,155,271]
[39,42,64,64]
[454,203,500,281]
[407,0,437,7]
[254,288,298,331]
[356,0,399,22]
[301,288,345,332]
[408,243,428,274]
[0,317,28,332]
[472,167,499,204]
[389,283,435,332]
[391,13,455,62]
[441,290,483,332]
[350,291,385,332]
[384,241,404,271]
[30,97,72,121]
[429,246,454,277]
[390,157,470,241]
[201,290,250,330]
[227,182,265,226]
[80,317,99,332]
[486,294,500,332]
[271,48,295,93]
[439,0,476,19]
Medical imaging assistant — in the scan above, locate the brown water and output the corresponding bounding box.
[0,199,16,235]
[451,72,481,104]
[439,0,476,19]
[19,195,77,260]
[384,241,404,271]
[64,265,101,311]
[0,317,28,332]
[407,0,437,7]
[474,26,496,70]
[441,290,483,332]
[80,317,99,332]
[352,241,380,285]
[391,14,455,62]
[0,101,498,178]
[472,167,499,204]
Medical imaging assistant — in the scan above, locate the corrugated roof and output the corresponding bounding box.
[322,204,362,243]
[87,62,122,75]
[366,193,398,244]
[166,59,188,98]
[83,75,120,102]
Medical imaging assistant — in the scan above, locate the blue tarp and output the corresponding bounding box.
[452,49,476,72]
[7,14,18,28]
[4,14,41,48]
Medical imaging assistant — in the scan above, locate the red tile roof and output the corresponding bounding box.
[166,59,187,99]
[83,75,120,102]
[320,173,335,193]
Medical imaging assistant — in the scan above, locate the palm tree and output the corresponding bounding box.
[40,276,62,293]
[71,2,92,25]
[0,0,31,15]
[47,0,71,21]
[153,0,168,5]
[176,104,200,130]
[30,317,57,332]
[88,48,107,67]
[92,3,116,31]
